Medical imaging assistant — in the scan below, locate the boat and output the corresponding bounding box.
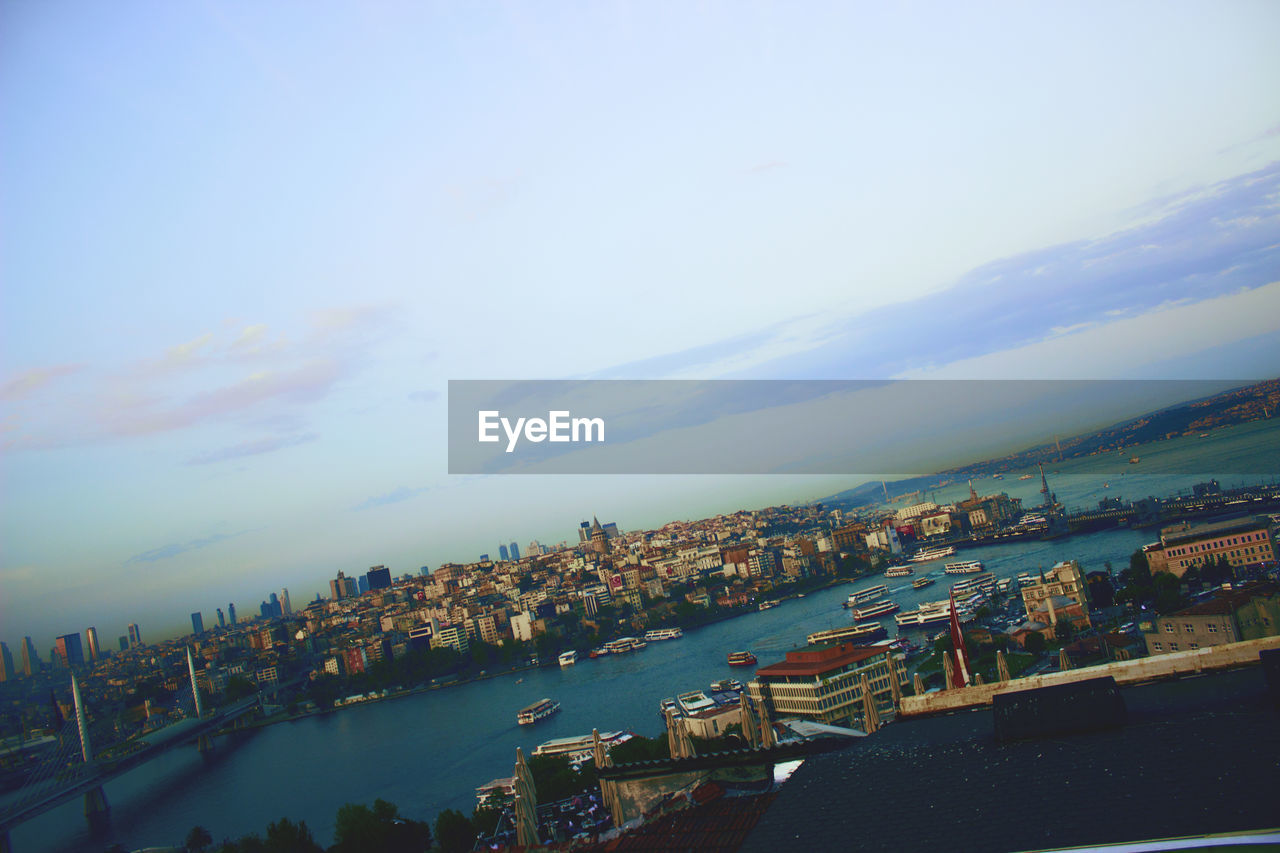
[758,600,779,611]
[895,601,973,629]
[992,473,1004,480]
[849,600,900,620]
[589,647,608,658]
[677,690,716,715]
[943,560,985,575]
[911,577,936,590]
[710,679,744,693]
[534,731,632,764]
[517,698,562,725]
[603,637,641,654]
[908,546,956,563]
[644,627,684,642]
[658,697,682,718]
[844,584,888,607]
[1019,473,1034,480]
[630,639,648,650]
[558,651,577,667]
[727,651,757,667]
[1129,457,1140,464]
[883,566,913,577]
[950,572,996,595]
[807,622,887,645]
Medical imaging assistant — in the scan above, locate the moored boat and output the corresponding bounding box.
[710,678,744,693]
[558,650,577,667]
[644,627,684,641]
[943,560,985,574]
[807,622,887,645]
[677,690,716,715]
[849,600,900,620]
[909,546,956,563]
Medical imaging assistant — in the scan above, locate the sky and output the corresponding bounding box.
[2,1,1280,650]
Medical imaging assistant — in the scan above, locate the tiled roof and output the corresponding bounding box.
[589,790,778,852]
[755,645,883,677]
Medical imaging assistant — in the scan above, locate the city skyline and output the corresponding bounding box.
[4,3,1280,646]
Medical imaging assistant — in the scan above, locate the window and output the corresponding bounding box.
[1184,623,1195,633]
[1165,624,1175,633]
[1170,643,1179,651]
[1207,624,1218,633]
[1153,642,1163,651]
[1189,643,1199,649]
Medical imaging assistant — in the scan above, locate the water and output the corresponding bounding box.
[12,419,1280,851]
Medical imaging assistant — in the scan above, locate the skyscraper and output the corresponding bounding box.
[54,633,85,668]
[0,642,14,682]
[269,592,282,617]
[499,543,510,561]
[357,575,370,595]
[118,636,128,651]
[280,588,292,616]
[21,637,39,676]
[217,608,226,628]
[366,566,391,591]
[127,623,141,647]
[228,603,237,625]
[509,541,520,561]
[85,627,101,663]
[191,611,205,636]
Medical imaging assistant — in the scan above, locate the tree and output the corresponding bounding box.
[1024,632,1046,655]
[471,805,503,837]
[332,799,430,853]
[1053,620,1075,642]
[435,808,476,853]
[224,675,258,702]
[262,817,323,853]
[186,825,213,852]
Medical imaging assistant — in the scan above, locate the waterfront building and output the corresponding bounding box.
[747,642,907,728]
[1020,560,1091,629]
[1142,582,1280,655]
[1142,515,1277,578]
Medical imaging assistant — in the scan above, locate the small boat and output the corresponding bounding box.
[589,647,608,658]
[1019,473,1034,480]
[710,678,744,693]
[758,600,778,611]
[883,566,913,577]
[677,690,715,715]
[911,577,936,590]
[517,698,561,725]
[727,651,757,667]
[1129,457,1140,464]
[558,651,577,667]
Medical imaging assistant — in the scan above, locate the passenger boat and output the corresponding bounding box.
[534,731,632,764]
[517,698,562,725]
[849,600,900,620]
[807,622,887,645]
[644,627,684,641]
[950,572,996,595]
[589,647,608,658]
[883,565,913,577]
[758,600,779,611]
[603,637,641,654]
[909,546,956,563]
[558,651,577,667]
[710,678,744,693]
[911,576,936,590]
[677,690,716,715]
[895,601,973,629]
[658,697,682,719]
[727,650,757,667]
[943,560,985,574]
[844,584,888,608]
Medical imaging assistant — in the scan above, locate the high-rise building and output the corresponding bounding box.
[191,611,205,636]
[499,544,510,561]
[269,592,282,617]
[0,642,14,682]
[118,636,128,652]
[54,633,85,668]
[217,608,226,628]
[357,575,370,595]
[330,571,359,600]
[509,541,521,561]
[127,623,142,647]
[280,588,292,616]
[85,627,101,663]
[366,566,392,591]
[228,603,237,625]
[21,637,39,676]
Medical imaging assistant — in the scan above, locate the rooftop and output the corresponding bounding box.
[1160,514,1270,546]
[1165,582,1279,618]
[754,643,885,678]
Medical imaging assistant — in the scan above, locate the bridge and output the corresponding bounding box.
[0,648,266,852]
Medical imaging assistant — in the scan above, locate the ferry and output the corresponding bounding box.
[677,690,716,715]
[943,560,985,574]
[909,546,956,563]
[603,637,643,654]
[534,731,632,764]
[849,600,900,620]
[558,650,577,667]
[589,646,609,658]
[911,576,936,590]
[1018,473,1034,480]
[883,566,913,577]
[758,600,779,611]
[895,601,973,629]
[727,650,758,667]
[844,584,889,607]
[950,573,996,595]
[710,679,744,693]
[658,697,682,718]
[517,698,562,725]
[644,627,684,642]
[807,622,887,645]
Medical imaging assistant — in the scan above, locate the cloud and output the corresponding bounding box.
[0,364,83,401]
[409,389,440,403]
[745,160,786,174]
[126,532,236,564]
[186,432,318,465]
[352,486,430,511]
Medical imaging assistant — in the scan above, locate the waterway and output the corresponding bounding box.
[11,419,1280,851]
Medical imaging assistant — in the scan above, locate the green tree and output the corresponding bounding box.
[332,799,430,853]
[435,808,476,853]
[1053,620,1075,642]
[307,674,341,710]
[224,675,259,702]
[186,825,213,852]
[471,805,503,838]
[1024,632,1046,655]
[262,817,323,853]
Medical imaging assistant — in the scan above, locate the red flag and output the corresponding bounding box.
[948,589,972,688]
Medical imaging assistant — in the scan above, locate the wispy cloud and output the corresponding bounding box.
[745,160,786,174]
[187,432,318,465]
[126,531,238,564]
[0,364,84,401]
[409,389,440,403]
[352,485,430,511]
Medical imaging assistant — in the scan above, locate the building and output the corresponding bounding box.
[1142,582,1280,655]
[85,626,100,662]
[1142,516,1277,578]
[118,636,128,652]
[280,588,292,616]
[1020,560,1091,630]
[128,623,142,647]
[748,642,907,728]
[191,611,205,636]
[509,541,521,561]
[19,637,39,677]
[217,608,226,628]
[228,603,237,625]
[0,642,14,682]
[366,566,392,591]
[54,633,85,669]
[431,624,470,654]
[499,543,510,561]
[330,571,359,600]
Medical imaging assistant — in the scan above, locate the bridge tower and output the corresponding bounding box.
[187,647,214,753]
[71,673,110,823]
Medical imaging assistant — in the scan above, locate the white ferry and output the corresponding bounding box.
[911,576,936,590]
[676,690,716,715]
[644,627,684,642]
[909,546,957,563]
[895,601,972,629]
[943,560,985,574]
[758,600,779,611]
[558,650,577,667]
[844,584,889,608]
[710,678,744,693]
[517,698,561,725]
[950,572,996,595]
[883,566,913,577]
[603,637,644,654]
[533,730,632,764]
[849,600,900,620]
[807,622,887,645]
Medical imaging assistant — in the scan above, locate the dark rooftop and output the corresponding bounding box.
[740,666,1280,853]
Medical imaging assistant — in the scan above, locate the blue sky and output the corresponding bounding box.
[2,1,1279,648]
